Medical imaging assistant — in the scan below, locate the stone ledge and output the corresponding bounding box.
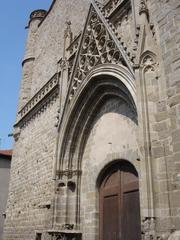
[15,73,60,128]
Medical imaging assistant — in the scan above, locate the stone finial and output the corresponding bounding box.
[139,0,149,16]
[64,20,73,40]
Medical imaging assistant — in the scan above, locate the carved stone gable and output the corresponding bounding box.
[67,3,133,104]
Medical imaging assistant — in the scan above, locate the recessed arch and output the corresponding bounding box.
[55,64,139,232]
[57,64,137,173]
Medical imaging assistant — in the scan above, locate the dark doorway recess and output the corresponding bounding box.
[99,161,141,240]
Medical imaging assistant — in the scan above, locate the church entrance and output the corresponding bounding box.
[99,161,141,240]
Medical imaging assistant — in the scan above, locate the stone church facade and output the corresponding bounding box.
[3,0,180,239]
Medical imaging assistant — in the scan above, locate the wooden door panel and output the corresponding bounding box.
[122,190,141,240]
[100,162,141,240]
[123,180,139,193]
[103,195,119,240]
[103,186,119,196]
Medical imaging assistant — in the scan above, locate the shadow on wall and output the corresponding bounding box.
[0,150,12,239]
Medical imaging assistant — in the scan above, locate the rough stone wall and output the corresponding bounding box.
[147,0,180,233]
[3,98,59,240]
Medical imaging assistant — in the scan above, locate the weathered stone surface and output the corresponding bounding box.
[3,0,180,239]
[168,231,180,240]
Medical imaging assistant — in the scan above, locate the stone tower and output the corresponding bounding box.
[3,0,180,240]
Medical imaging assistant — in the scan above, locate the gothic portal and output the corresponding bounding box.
[3,0,180,240]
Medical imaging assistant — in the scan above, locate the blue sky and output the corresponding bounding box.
[0,0,52,150]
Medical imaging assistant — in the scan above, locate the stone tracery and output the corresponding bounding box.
[68,6,127,102]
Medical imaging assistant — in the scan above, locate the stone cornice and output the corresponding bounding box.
[15,73,60,128]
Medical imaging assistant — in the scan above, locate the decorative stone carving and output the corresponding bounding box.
[66,1,134,106]
[55,109,61,128]
[150,23,156,37]
[48,230,82,240]
[67,34,81,61]
[139,0,149,16]
[15,73,59,128]
[133,25,141,52]
[59,58,69,71]
[68,6,127,102]
[64,21,73,40]
[141,218,171,240]
[53,234,79,240]
[57,169,82,179]
[101,0,128,18]
[141,53,157,73]
[66,34,81,78]
[141,217,156,240]
[62,224,74,230]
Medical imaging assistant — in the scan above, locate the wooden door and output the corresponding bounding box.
[99,162,141,240]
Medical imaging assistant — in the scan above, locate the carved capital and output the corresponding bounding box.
[141,217,156,240]
[57,169,82,179]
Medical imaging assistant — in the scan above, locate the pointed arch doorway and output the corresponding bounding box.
[99,161,141,240]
